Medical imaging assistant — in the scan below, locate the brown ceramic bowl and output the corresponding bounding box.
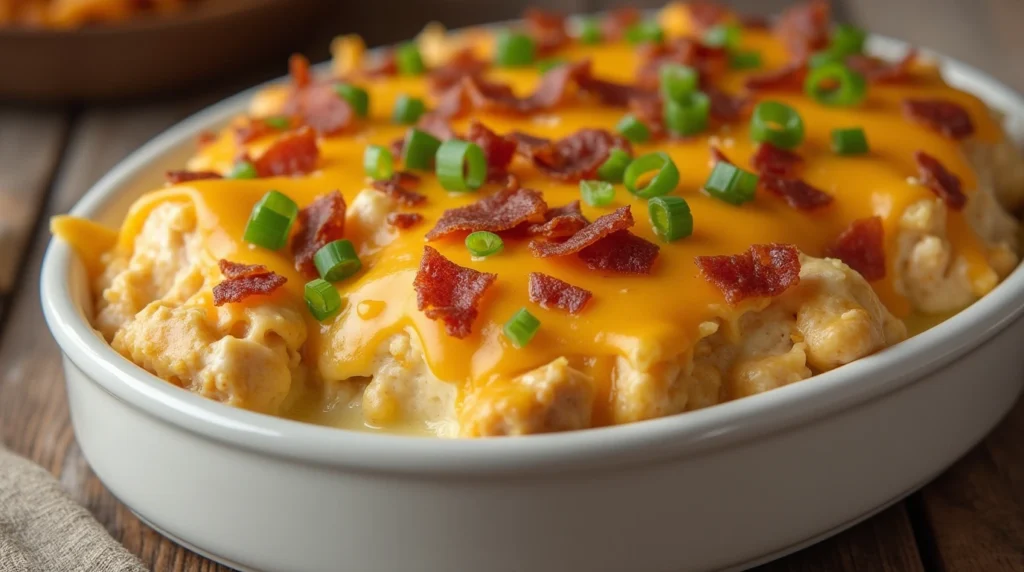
[0,0,319,101]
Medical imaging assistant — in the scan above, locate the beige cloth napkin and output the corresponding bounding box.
[0,444,146,572]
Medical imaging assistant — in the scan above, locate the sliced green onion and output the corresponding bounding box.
[396,42,425,75]
[402,128,442,171]
[616,115,650,143]
[334,83,369,118]
[314,239,361,282]
[729,50,762,70]
[703,23,741,49]
[537,58,567,74]
[648,196,693,242]
[363,145,394,181]
[227,160,258,180]
[831,127,870,155]
[503,308,540,349]
[624,152,680,199]
[243,190,298,250]
[392,95,426,124]
[659,63,698,102]
[703,162,758,205]
[264,115,291,129]
[831,24,867,56]
[809,49,846,69]
[625,21,664,45]
[465,231,504,258]
[665,91,710,136]
[435,139,487,192]
[580,180,615,207]
[494,31,536,67]
[304,278,342,321]
[750,101,805,150]
[804,62,867,107]
[597,148,631,183]
[578,17,602,44]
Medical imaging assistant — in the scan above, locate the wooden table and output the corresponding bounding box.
[1,1,1022,570]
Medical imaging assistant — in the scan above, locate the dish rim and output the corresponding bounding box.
[40,34,1024,476]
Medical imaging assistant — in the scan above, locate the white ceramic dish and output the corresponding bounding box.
[41,35,1024,572]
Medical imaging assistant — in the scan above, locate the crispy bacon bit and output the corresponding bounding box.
[197,131,217,147]
[601,7,640,41]
[253,127,320,177]
[284,81,354,136]
[289,54,312,89]
[902,98,975,140]
[414,246,497,338]
[530,205,633,257]
[517,128,631,182]
[578,230,660,274]
[525,8,571,54]
[695,243,801,304]
[629,95,667,138]
[706,86,751,122]
[751,143,803,178]
[826,217,886,281]
[688,1,732,32]
[433,80,473,119]
[465,60,590,115]
[428,47,488,94]
[212,260,287,306]
[710,145,732,165]
[761,176,833,210]
[387,212,424,230]
[774,0,830,60]
[528,273,593,314]
[745,63,808,91]
[426,186,547,241]
[291,191,346,277]
[466,120,518,181]
[165,170,222,184]
[914,151,967,210]
[635,38,729,89]
[578,73,652,107]
[364,49,398,77]
[509,131,554,158]
[846,50,917,84]
[372,173,427,206]
[527,201,589,239]
[235,117,297,144]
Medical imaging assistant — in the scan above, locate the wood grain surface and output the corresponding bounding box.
[1,1,1022,571]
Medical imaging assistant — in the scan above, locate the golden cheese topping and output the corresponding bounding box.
[53,3,1013,432]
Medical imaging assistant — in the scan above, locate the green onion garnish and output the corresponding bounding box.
[809,49,846,69]
[465,231,504,258]
[580,179,615,207]
[831,127,870,155]
[597,148,631,183]
[703,23,741,49]
[402,128,442,171]
[314,239,362,282]
[227,160,258,180]
[804,62,867,107]
[392,95,426,124]
[503,308,540,349]
[648,196,693,242]
[750,101,805,150]
[831,24,867,56]
[659,63,699,102]
[264,115,291,129]
[664,91,710,136]
[494,31,536,67]
[624,152,680,198]
[729,50,762,70]
[578,17,602,44]
[363,145,394,181]
[703,162,758,205]
[435,139,487,192]
[537,58,567,74]
[625,21,664,45]
[243,190,299,250]
[334,83,369,118]
[396,42,425,75]
[616,115,651,144]
[304,278,342,321]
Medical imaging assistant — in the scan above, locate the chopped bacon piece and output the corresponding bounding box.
[695,243,801,304]
[914,151,967,210]
[635,38,729,89]
[528,273,593,314]
[629,95,667,138]
[165,170,222,184]
[387,212,424,230]
[530,205,633,257]
[578,74,653,107]
[846,50,917,84]
[414,246,497,338]
[464,60,590,115]
[466,120,518,181]
[687,1,733,32]
[710,145,732,165]
[773,0,830,60]
[372,174,427,207]
[428,47,488,94]
[527,201,589,239]
[253,127,320,177]
[212,260,287,306]
[745,63,808,91]
[761,176,833,210]
[289,54,312,89]
[235,116,297,144]
[283,55,353,136]
[706,86,750,122]
[291,191,346,277]
[902,98,975,140]
[826,216,886,281]
[578,230,660,275]
[751,143,803,178]
[509,131,554,158]
[525,8,571,54]
[426,186,547,241]
[601,7,640,41]
[197,130,217,147]
[364,49,398,77]
[516,128,631,182]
